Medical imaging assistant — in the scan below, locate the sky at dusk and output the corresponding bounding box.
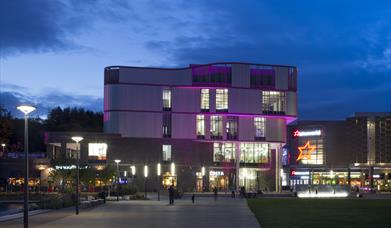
[0,0,390,119]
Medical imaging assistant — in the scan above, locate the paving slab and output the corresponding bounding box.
[0,196,260,228]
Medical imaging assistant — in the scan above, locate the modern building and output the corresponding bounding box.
[285,112,391,191]
[47,62,298,192]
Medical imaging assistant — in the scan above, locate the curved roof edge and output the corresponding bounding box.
[105,62,297,71]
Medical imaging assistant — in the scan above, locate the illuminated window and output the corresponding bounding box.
[262,91,285,114]
[162,113,171,138]
[240,143,269,163]
[163,88,171,110]
[213,142,236,162]
[88,143,107,160]
[196,115,205,138]
[216,89,228,111]
[226,116,238,140]
[210,115,223,139]
[200,89,209,111]
[254,117,265,139]
[162,145,171,161]
[298,139,323,165]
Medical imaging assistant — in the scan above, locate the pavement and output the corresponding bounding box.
[0,194,260,228]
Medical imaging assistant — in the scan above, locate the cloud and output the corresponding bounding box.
[0,0,133,56]
[0,89,103,118]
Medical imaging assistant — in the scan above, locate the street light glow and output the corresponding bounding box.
[131,165,136,176]
[144,165,148,178]
[171,162,175,176]
[71,136,84,143]
[157,163,161,176]
[114,159,121,164]
[17,105,36,115]
[201,166,205,176]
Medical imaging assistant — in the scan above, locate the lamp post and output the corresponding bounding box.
[71,136,83,215]
[201,166,205,192]
[17,104,36,228]
[1,143,5,153]
[114,159,121,201]
[144,165,148,199]
[157,163,161,201]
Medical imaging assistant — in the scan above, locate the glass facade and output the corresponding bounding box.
[200,89,209,111]
[254,117,266,138]
[240,143,269,163]
[226,116,238,139]
[210,115,223,139]
[213,142,236,162]
[298,139,324,165]
[262,91,285,113]
[196,115,205,138]
[216,89,228,111]
[162,88,171,110]
[162,145,172,161]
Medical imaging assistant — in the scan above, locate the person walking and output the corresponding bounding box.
[168,185,174,205]
[231,190,235,198]
[213,187,218,201]
[191,194,195,204]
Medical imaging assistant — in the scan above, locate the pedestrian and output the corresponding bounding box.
[213,187,218,201]
[169,185,174,205]
[191,194,195,204]
[231,190,235,198]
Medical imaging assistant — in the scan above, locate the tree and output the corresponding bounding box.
[45,107,103,132]
[98,164,116,196]
[0,106,13,146]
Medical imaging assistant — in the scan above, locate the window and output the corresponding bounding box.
[262,91,285,114]
[254,117,266,140]
[210,115,223,139]
[226,116,238,140]
[213,143,236,162]
[192,64,232,85]
[88,143,107,160]
[200,89,210,111]
[250,67,275,88]
[163,113,171,138]
[240,143,269,163]
[163,88,171,111]
[298,139,324,165]
[216,89,228,111]
[196,115,205,138]
[162,145,172,161]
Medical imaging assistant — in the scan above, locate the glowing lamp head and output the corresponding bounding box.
[17,105,36,115]
[201,166,205,176]
[71,136,84,143]
[1,144,5,147]
[144,165,148,178]
[131,165,136,176]
[114,159,121,164]
[170,162,175,176]
[157,163,161,176]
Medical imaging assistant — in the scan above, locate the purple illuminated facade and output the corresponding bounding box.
[102,62,298,192]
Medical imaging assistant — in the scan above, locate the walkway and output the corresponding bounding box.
[0,195,260,228]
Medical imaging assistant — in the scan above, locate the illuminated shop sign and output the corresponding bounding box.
[88,143,107,160]
[209,170,224,177]
[293,129,321,137]
[290,170,310,176]
[296,141,316,161]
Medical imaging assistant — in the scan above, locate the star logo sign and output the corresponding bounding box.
[293,130,300,137]
[296,141,316,161]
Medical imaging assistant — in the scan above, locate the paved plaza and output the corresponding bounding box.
[0,195,260,228]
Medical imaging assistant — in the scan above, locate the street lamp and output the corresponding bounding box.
[201,166,205,192]
[71,136,83,215]
[1,143,5,152]
[144,165,148,199]
[157,163,161,201]
[17,105,35,228]
[114,159,121,201]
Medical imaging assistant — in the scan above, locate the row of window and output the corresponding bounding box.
[163,88,286,113]
[161,142,270,164]
[191,65,297,91]
[196,115,266,140]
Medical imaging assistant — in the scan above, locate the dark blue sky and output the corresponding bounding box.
[0,0,390,119]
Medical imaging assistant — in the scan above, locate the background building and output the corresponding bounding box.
[285,112,391,191]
